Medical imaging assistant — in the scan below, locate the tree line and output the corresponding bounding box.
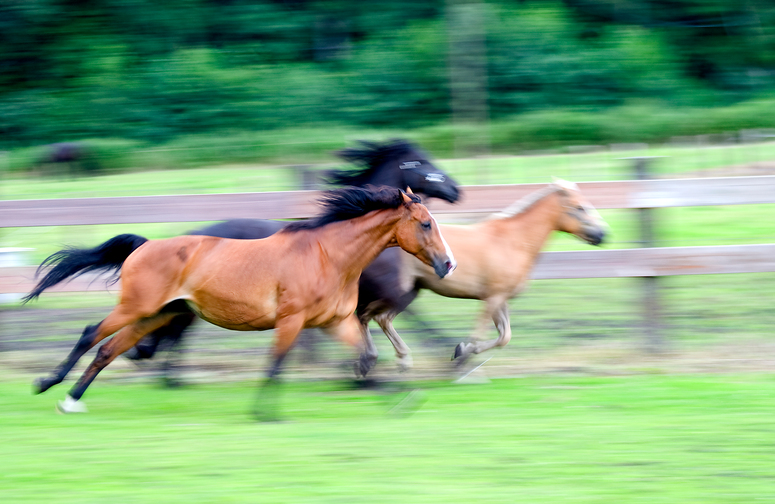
[2,0,774,150]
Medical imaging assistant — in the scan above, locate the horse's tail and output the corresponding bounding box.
[22,233,148,304]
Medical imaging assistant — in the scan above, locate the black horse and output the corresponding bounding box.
[126,139,460,379]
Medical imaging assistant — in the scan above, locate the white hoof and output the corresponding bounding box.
[56,395,88,414]
[396,355,413,372]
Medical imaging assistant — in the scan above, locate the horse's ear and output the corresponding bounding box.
[406,186,414,195]
[401,190,414,205]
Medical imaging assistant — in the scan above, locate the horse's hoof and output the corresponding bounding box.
[33,377,53,395]
[161,377,184,389]
[452,343,474,367]
[252,409,282,423]
[354,354,377,378]
[56,395,88,414]
[396,355,413,373]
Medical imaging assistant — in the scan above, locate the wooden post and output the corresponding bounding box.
[294,165,320,190]
[631,157,665,353]
[446,0,490,167]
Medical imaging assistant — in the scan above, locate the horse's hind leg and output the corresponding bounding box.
[453,298,511,363]
[60,312,183,412]
[34,308,137,395]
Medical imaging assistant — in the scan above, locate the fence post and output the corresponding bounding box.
[446,0,490,165]
[294,165,321,190]
[631,157,665,353]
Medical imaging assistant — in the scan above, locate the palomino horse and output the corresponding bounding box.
[24,186,456,414]
[359,179,607,366]
[127,139,460,375]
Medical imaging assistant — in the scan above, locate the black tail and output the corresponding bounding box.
[22,233,148,303]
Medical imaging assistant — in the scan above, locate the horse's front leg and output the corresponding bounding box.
[374,312,413,372]
[453,298,511,363]
[265,314,306,380]
[253,314,306,422]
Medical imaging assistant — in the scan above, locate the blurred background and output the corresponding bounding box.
[3,2,775,502]
[1,0,775,381]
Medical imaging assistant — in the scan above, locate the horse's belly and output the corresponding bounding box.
[417,263,488,300]
[185,293,278,331]
[302,291,358,328]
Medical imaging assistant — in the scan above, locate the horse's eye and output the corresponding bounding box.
[421,221,432,230]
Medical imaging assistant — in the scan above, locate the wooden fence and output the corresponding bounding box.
[2,175,775,295]
[2,173,774,349]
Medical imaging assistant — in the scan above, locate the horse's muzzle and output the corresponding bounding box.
[433,256,456,278]
[443,185,461,203]
[586,228,605,246]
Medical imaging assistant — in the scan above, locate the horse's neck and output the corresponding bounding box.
[317,210,401,277]
[487,192,562,255]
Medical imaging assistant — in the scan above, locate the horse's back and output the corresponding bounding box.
[189,219,286,240]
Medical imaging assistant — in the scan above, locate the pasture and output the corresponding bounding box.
[1,372,774,503]
[1,142,775,502]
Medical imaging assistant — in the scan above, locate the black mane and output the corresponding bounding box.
[282,186,421,233]
[327,139,420,186]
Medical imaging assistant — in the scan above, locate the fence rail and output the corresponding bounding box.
[2,176,774,296]
[3,176,775,228]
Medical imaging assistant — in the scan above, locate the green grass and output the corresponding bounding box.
[2,374,775,503]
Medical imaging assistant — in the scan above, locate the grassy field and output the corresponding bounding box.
[1,142,775,502]
[2,373,774,503]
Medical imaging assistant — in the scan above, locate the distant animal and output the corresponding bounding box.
[359,179,608,366]
[36,142,99,176]
[24,186,456,414]
[126,139,461,377]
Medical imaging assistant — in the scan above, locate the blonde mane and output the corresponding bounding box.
[488,179,578,220]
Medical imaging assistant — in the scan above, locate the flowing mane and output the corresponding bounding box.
[327,139,421,186]
[282,186,421,232]
[488,182,571,220]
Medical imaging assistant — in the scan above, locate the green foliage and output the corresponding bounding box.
[2,0,775,153]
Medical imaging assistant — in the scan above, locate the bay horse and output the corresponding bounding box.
[127,138,460,375]
[24,186,456,414]
[359,179,608,367]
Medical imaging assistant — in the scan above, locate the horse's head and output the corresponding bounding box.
[552,178,607,246]
[395,190,456,278]
[393,144,460,204]
[331,139,461,204]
